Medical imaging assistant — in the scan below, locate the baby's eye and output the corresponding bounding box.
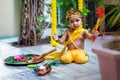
[76,19,79,22]
[70,21,74,23]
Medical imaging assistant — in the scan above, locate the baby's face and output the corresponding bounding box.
[68,15,82,30]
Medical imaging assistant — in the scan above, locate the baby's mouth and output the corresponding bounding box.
[74,26,77,28]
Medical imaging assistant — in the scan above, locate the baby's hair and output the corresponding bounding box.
[66,8,83,21]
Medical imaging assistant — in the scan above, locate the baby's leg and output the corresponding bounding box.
[61,51,73,64]
[74,50,89,64]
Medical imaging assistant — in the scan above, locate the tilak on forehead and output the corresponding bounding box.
[66,8,83,19]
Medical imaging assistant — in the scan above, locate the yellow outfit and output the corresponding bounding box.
[61,49,88,64]
[45,24,89,64]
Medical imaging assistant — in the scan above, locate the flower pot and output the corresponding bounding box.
[92,36,120,80]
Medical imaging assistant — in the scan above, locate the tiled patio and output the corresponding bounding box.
[0,27,103,80]
[0,36,101,80]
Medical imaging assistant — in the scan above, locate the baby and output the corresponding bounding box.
[47,8,99,64]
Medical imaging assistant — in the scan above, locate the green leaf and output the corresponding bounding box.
[45,3,51,7]
[96,0,106,7]
[105,5,120,27]
[71,0,77,8]
[81,7,90,16]
[57,1,63,8]
[37,27,42,32]
[37,16,47,23]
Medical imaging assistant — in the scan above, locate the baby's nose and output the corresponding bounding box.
[73,22,77,25]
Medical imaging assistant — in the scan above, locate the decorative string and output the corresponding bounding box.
[50,0,59,47]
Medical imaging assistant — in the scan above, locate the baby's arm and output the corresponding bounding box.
[52,30,68,44]
[84,29,99,40]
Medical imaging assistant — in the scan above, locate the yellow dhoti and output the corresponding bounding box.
[44,49,88,64]
[61,49,88,64]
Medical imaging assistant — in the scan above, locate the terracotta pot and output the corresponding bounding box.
[92,36,120,80]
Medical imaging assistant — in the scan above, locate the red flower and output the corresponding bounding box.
[20,58,27,62]
[96,7,105,19]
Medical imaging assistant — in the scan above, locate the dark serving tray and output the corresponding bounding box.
[4,54,44,66]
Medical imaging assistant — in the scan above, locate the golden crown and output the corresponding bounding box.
[66,8,82,19]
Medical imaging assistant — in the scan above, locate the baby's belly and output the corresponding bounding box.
[68,42,84,50]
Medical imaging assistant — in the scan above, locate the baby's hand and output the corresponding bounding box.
[93,30,99,37]
[91,30,99,43]
[52,33,59,41]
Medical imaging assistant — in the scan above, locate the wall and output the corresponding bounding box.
[0,0,20,37]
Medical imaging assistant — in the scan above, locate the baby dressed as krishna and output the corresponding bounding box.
[45,8,99,64]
